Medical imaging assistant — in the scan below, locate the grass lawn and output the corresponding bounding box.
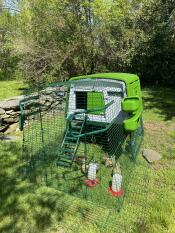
[0,84,175,233]
[0,80,28,100]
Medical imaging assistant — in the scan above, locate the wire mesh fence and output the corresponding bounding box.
[19,80,149,232]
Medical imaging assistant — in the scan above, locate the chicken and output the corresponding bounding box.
[102,156,113,167]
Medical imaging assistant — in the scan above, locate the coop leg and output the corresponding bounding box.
[130,117,144,160]
[130,131,136,160]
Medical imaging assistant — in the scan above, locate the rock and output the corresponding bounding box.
[54,96,63,100]
[39,99,46,105]
[51,102,59,108]
[6,110,13,114]
[0,108,5,115]
[45,95,54,101]
[142,149,161,163]
[4,123,18,134]
[0,135,21,142]
[3,117,18,124]
[24,109,30,115]
[9,111,20,117]
[1,113,10,119]
[0,124,9,132]
[0,96,24,110]
[41,106,49,111]
[56,91,65,97]
[45,101,52,106]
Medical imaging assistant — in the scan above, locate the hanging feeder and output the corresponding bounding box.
[108,162,124,197]
[84,161,100,187]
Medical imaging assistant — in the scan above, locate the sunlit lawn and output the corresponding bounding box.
[0,80,28,100]
[0,84,175,233]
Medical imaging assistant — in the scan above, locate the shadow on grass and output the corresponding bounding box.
[0,142,68,233]
[18,87,29,92]
[143,87,175,121]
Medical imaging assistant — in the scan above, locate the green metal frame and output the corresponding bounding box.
[19,73,145,215]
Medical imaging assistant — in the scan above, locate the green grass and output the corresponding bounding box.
[0,86,175,232]
[0,80,27,100]
[0,139,150,233]
[141,87,175,233]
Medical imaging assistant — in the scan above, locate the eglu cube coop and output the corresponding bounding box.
[20,73,146,211]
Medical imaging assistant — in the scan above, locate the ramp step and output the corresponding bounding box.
[57,161,71,167]
[58,154,74,160]
[63,148,75,153]
[66,137,78,141]
[70,131,80,135]
[72,126,82,130]
[63,142,77,146]
[60,114,86,167]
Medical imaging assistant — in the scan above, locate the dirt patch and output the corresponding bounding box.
[169,123,175,132]
[144,121,166,133]
[151,160,175,170]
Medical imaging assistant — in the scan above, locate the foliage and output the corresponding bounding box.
[132,0,175,86]
[0,3,20,80]
[1,0,175,85]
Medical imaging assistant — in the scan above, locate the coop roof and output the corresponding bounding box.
[70,73,139,85]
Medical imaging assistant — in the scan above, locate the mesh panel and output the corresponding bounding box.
[20,80,148,232]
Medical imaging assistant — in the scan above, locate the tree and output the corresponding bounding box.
[15,0,133,82]
[0,1,19,80]
[131,0,175,85]
[3,0,175,86]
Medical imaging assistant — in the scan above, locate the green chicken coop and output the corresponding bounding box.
[19,72,144,210]
[68,73,142,131]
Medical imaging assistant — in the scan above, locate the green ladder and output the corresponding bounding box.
[56,100,115,168]
[57,114,86,168]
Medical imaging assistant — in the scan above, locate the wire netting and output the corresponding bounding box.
[20,80,149,232]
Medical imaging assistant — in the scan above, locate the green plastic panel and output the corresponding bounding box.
[87,92,105,115]
[122,96,143,132]
[70,73,139,85]
[122,97,140,112]
[123,114,140,131]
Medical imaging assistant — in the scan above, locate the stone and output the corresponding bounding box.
[40,99,46,105]
[9,111,20,117]
[39,95,46,104]
[1,113,10,119]
[0,96,24,110]
[0,124,9,132]
[42,106,49,111]
[54,96,63,100]
[51,102,59,108]
[24,109,30,115]
[0,135,21,142]
[4,123,18,134]
[57,91,65,97]
[6,110,13,114]
[142,149,161,163]
[45,95,54,101]
[0,108,5,115]
[45,101,52,106]
[3,117,18,124]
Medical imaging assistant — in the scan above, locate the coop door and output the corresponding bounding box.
[87,92,105,115]
[75,91,87,110]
